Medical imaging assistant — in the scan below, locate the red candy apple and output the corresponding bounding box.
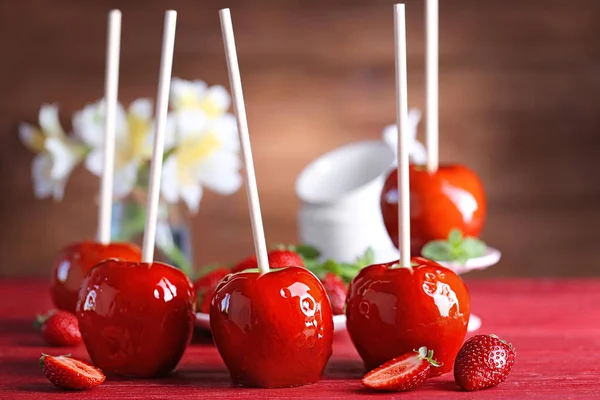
[51,241,142,313]
[210,266,333,387]
[345,257,470,376]
[381,164,486,255]
[76,259,196,378]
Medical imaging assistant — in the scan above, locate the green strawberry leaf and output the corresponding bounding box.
[460,237,487,258]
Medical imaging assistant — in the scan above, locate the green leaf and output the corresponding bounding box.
[322,259,343,276]
[355,247,375,269]
[421,241,454,261]
[293,244,321,260]
[460,237,487,258]
[448,228,463,247]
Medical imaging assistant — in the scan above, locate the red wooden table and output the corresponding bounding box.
[0,279,598,399]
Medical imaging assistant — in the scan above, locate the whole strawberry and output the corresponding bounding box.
[40,354,105,390]
[454,334,516,391]
[231,249,305,273]
[35,310,82,346]
[362,346,440,391]
[194,267,230,314]
[320,273,347,315]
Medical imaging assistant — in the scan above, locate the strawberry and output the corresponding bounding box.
[453,334,516,391]
[320,273,347,315]
[39,354,105,390]
[231,249,305,273]
[194,267,230,313]
[267,249,305,269]
[362,347,440,391]
[35,310,82,346]
[231,255,257,273]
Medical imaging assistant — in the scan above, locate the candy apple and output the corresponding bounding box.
[76,259,196,378]
[50,241,142,313]
[210,266,333,388]
[345,257,469,376]
[381,164,486,255]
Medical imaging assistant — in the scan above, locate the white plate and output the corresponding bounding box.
[436,246,502,275]
[195,313,347,333]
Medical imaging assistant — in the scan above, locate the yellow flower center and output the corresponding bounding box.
[176,131,221,171]
[178,93,222,119]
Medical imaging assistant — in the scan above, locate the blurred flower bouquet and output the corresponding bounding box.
[19,78,243,275]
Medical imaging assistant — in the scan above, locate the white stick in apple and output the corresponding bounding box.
[219,8,270,275]
[97,9,122,245]
[141,10,177,263]
[425,0,439,173]
[394,4,411,268]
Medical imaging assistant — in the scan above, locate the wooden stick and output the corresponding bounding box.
[394,4,411,268]
[219,8,270,275]
[97,10,121,245]
[425,0,439,173]
[142,10,177,263]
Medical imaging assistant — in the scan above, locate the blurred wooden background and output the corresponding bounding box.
[1,0,599,277]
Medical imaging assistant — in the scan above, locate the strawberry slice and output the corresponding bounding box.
[39,354,105,390]
[362,347,440,391]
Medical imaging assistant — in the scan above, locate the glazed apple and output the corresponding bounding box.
[381,164,486,255]
[210,266,333,387]
[51,241,142,313]
[76,259,196,378]
[345,257,469,376]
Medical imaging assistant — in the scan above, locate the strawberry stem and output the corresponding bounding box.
[413,346,443,367]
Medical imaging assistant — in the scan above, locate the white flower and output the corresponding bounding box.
[19,104,85,200]
[74,98,172,198]
[161,109,242,213]
[170,77,231,119]
[382,108,427,165]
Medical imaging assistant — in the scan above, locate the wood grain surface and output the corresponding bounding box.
[1,0,599,276]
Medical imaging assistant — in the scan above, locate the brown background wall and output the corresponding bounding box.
[1,0,599,277]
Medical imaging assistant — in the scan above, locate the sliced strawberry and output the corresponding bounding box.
[193,267,230,314]
[320,273,347,315]
[35,310,82,346]
[39,354,105,390]
[454,334,516,391]
[362,347,440,391]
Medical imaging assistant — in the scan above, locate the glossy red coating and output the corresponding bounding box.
[76,260,196,378]
[210,267,334,388]
[345,257,470,376]
[381,164,487,255]
[50,241,142,313]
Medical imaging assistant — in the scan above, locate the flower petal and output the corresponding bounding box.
[19,123,45,153]
[203,85,231,117]
[180,181,203,213]
[44,137,82,180]
[113,161,138,199]
[31,154,55,199]
[170,78,207,110]
[174,109,210,141]
[39,104,66,138]
[160,155,180,204]
[129,98,153,120]
[196,150,242,195]
[85,149,103,176]
[72,99,127,148]
[209,113,239,152]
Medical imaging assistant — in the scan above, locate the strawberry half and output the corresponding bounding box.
[35,310,82,346]
[39,354,105,390]
[362,346,440,391]
[454,334,516,391]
